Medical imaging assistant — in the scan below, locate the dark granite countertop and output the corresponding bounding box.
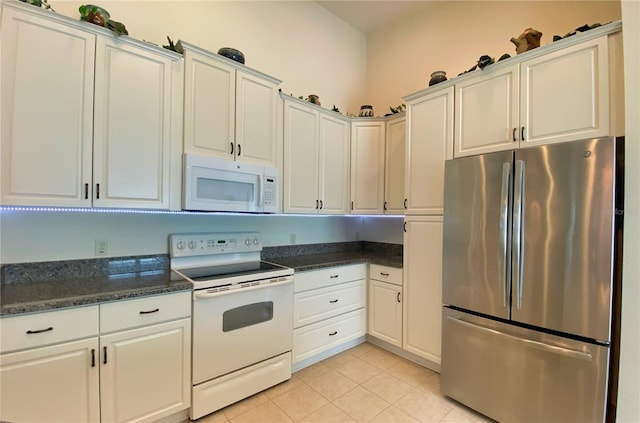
[265,250,403,272]
[1,243,402,317]
[1,256,191,317]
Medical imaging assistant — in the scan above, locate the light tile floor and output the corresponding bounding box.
[191,342,493,423]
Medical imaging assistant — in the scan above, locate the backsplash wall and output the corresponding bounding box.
[0,211,402,264]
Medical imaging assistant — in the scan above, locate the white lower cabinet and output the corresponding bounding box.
[292,264,366,366]
[0,337,101,423]
[100,319,191,423]
[0,291,191,423]
[367,264,403,348]
[403,216,443,365]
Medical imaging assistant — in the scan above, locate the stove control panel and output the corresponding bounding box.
[169,232,262,257]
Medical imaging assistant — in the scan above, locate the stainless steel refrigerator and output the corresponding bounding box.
[441,137,623,423]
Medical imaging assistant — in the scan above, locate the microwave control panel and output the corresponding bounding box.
[263,166,278,213]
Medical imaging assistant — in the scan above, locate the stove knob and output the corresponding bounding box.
[176,241,186,250]
[188,241,197,249]
[253,237,260,246]
[245,238,251,247]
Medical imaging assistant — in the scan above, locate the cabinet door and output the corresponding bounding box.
[235,70,278,165]
[520,36,610,147]
[0,338,100,423]
[0,7,95,207]
[384,116,406,214]
[405,88,454,214]
[93,39,176,209]
[368,279,402,347]
[454,64,519,157]
[100,319,191,423]
[350,121,385,214]
[183,50,235,159]
[403,216,443,365]
[319,113,350,214]
[283,100,320,213]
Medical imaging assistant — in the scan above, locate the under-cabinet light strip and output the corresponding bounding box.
[0,206,401,217]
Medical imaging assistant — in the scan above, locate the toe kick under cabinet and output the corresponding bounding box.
[0,291,191,423]
[292,264,367,369]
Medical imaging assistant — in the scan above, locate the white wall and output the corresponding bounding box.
[618,1,640,421]
[50,0,367,115]
[0,211,365,264]
[366,1,622,114]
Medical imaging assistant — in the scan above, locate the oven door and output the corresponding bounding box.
[183,154,263,212]
[192,277,293,385]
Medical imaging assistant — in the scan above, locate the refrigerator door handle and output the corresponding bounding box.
[446,316,593,361]
[512,160,525,309]
[499,162,511,308]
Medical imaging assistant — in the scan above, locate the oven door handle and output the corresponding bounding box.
[193,276,294,299]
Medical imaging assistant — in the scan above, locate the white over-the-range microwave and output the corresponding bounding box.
[183,154,279,213]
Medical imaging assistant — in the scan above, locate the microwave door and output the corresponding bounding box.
[185,166,260,212]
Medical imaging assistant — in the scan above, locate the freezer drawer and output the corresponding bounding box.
[441,308,609,423]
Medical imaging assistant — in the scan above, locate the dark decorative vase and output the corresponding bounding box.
[218,47,245,64]
[359,105,374,117]
[429,71,447,86]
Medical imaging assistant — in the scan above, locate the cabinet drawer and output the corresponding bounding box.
[0,306,99,353]
[292,308,365,364]
[369,264,402,286]
[294,280,365,328]
[100,291,191,333]
[294,264,366,293]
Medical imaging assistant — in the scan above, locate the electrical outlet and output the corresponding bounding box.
[290,233,296,244]
[95,239,108,256]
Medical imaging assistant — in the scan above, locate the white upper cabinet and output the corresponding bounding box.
[350,120,385,214]
[182,42,281,166]
[319,112,350,214]
[0,2,183,210]
[454,27,622,157]
[283,97,349,214]
[0,5,96,207]
[93,38,180,209]
[454,64,519,157]
[404,87,454,215]
[519,36,610,147]
[384,115,406,214]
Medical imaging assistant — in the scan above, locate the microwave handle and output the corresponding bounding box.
[257,174,263,206]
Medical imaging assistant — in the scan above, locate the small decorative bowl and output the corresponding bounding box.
[218,47,245,64]
[79,4,110,27]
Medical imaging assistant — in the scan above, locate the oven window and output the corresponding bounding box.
[223,301,274,332]
[197,177,254,202]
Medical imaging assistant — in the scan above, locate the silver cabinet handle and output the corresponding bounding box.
[512,160,525,309]
[499,162,511,308]
[446,316,592,361]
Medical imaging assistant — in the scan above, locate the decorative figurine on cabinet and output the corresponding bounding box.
[511,28,543,54]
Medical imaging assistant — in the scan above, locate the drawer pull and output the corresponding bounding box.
[91,349,96,367]
[26,327,53,335]
[139,308,160,315]
[380,272,390,276]
[329,275,339,279]
[329,331,338,336]
[329,299,339,303]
